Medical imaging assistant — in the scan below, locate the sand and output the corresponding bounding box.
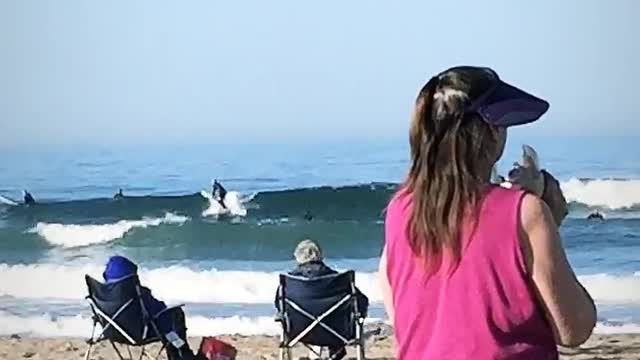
[0,333,639,359]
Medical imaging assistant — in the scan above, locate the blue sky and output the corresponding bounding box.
[0,0,638,147]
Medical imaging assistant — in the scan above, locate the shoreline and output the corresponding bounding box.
[1,333,638,359]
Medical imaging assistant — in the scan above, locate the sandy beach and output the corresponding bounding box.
[1,333,638,359]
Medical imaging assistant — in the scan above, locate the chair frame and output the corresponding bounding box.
[275,271,365,360]
[83,275,185,360]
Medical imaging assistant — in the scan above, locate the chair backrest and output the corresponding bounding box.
[85,274,156,344]
[278,270,359,346]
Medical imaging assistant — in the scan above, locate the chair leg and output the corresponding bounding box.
[155,343,167,360]
[110,341,126,360]
[356,342,365,360]
[356,320,365,360]
[84,320,98,360]
[279,346,291,360]
[83,343,93,360]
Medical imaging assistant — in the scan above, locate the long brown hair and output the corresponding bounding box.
[404,67,503,271]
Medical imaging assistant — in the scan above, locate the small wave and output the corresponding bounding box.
[0,310,636,337]
[0,264,380,304]
[2,183,394,225]
[0,311,281,337]
[0,195,18,206]
[3,179,640,222]
[578,273,640,304]
[561,178,640,210]
[28,213,189,248]
[1,264,637,305]
[594,321,640,335]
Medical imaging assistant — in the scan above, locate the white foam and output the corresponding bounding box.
[578,273,640,304]
[0,264,380,304]
[0,311,92,337]
[594,322,640,334]
[0,195,18,206]
[29,212,189,248]
[0,311,281,337]
[561,178,640,209]
[1,263,637,305]
[201,190,247,217]
[0,310,636,337]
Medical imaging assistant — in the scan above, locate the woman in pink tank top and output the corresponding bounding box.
[379,66,596,359]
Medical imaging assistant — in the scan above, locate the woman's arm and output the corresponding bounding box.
[519,193,597,347]
[378,246,394,323]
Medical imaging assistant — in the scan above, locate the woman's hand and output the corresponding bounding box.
[508,149,568,227]
[507,151,545,196]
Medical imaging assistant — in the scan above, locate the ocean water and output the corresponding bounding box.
[0,137,639,337]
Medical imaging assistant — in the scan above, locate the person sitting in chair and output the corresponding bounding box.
[280,240,369,360]
[102,256,194,360]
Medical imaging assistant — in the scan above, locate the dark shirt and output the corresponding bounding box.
[289,261,337,278]
[24,193,35,205]
[213,182,227,200]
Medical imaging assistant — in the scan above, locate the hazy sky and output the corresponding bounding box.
[1,0,638,147]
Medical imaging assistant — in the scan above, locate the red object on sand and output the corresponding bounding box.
[197,337,237,360]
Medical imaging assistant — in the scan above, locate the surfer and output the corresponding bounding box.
[303,210,313,221]
[23,190,35,205]
[113,188,124,199]
[587,211,604,220]
[212,179,228,209]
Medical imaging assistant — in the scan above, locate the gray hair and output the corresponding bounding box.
[294,239,323,264]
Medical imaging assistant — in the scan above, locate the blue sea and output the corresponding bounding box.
[0,136,639,337]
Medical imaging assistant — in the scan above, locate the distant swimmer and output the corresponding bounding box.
[113,188,124,199]
[303,210,313,221]
[587,211,605,220]
[212,179,228,209]
[23,190,35,205]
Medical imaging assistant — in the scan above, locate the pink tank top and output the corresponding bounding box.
[384,186,558,359]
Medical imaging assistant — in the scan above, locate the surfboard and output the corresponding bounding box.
[200,190,247,217]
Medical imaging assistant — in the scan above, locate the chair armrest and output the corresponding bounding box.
[153,304,185,320]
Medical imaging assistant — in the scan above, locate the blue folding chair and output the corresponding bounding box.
[83,274,186,360]
[275,271,366,360]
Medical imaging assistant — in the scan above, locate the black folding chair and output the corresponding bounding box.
[275,271,366,360]
[83,274,186,360]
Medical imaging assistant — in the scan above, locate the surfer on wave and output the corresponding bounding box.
[23,190,35,206]
[113,188,124,200]
[587,211,605,220]
[212,179,228,209]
